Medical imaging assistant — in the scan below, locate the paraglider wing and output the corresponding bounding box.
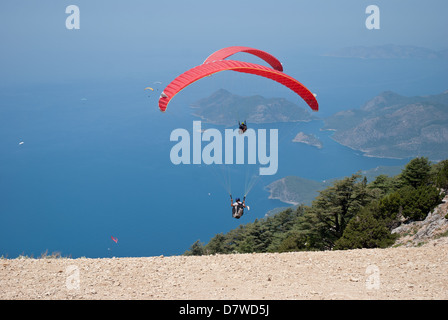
[111,236,118,243]
[144,87,154,91]
[158,60,318,112]
[203,46,283,72]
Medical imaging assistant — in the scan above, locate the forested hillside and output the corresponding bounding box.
[185,157,448,255]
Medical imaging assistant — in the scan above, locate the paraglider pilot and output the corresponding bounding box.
[239,121,247,134]
[230,194,247,219]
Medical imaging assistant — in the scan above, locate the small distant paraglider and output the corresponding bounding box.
[144,82,162,99]
[108,236,119,257]
[19,141,24,145]
[144,86,156,98]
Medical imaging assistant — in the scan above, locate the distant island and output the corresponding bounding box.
[323,44,448,59]
[292,132,323,149]
[265,176,329,206]
[191,88,448,160]
[323,90,448,160]
[191,89,315,125]
[265,165,404,205]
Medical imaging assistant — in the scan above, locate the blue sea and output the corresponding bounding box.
[1,55,447,258]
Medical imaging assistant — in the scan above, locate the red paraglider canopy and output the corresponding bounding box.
[203,46,283,72]
[111,236,118,243]
[158,60,318,112]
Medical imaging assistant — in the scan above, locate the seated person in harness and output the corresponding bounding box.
[239,121,247,134]
[230,195,248,219]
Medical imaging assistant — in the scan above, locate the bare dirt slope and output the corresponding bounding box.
[1,239,447,300]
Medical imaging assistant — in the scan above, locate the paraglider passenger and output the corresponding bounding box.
[239,121,247,134]
[230,195,247,219]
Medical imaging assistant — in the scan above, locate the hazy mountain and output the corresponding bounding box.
[323,44,448,59]
[323,90,448,160]
[191,89,315,125]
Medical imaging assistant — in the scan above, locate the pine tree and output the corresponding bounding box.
[435,160,448,190]
[334,204,397,250]
[400,157,431,188]
[206,233,227,254]
[185,240,205,256]
[303,174,373,249]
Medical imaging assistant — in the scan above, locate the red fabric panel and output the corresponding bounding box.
[203,46,283,71]
[159,60,318,112]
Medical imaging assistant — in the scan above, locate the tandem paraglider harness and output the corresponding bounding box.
[231,195,246,219]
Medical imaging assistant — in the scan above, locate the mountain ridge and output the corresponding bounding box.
[191,89,315,125]
[323,90,448,160]
[323,44,448,59]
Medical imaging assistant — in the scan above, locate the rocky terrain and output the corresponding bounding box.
[392,193,448,247]
[1,239,447,300]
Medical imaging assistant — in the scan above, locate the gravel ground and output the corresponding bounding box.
[1,238,447,300]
